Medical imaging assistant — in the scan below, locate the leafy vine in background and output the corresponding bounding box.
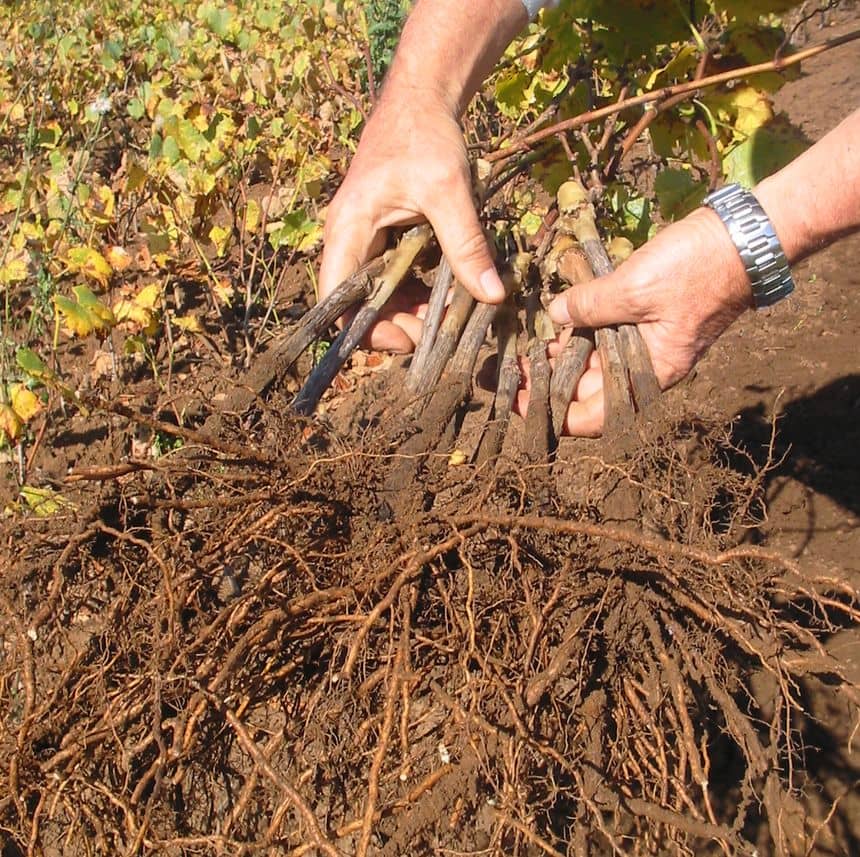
[0,0,852,477]
[482,0,815,243]
[365,0,409,90]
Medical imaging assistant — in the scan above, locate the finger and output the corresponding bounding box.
[365,319,417,354]
[574,365,603,402]
[386,311,425,349]
[426,179,506,304]
[318,214,386,302]
[548,267,641,328]
[561,391,605,438]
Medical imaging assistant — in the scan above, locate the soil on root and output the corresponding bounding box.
[2,401,858,857]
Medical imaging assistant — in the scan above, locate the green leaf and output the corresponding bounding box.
[16,347,53,381]
[723,118,810,187]
[268,209,322,251]
[127,97,146,119]
[654,168,707,221]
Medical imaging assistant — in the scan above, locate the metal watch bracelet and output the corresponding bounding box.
[703,183,795,308]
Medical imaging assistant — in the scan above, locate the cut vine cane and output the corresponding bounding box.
[556,180,661,437]
[544,238,596,442]
[473,296,519,467]
[406,255,453,392]
[292,225,431,415]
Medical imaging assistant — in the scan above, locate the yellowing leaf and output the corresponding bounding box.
[448,450,467,467]
[74,285,115,327]
[134,283,162,310]
[209,224,232,257]
[10,384,42,421]
[732,87,773,137]
[212,278,234,306]
[54,287,115,338]
[0,403,22,443]
[54,295,96,336]
[243,199,261,234]
[65,246,113,288]
[20,486,74,517]
[113,299,152,328]
[106,245,132,272]
[0,247,29,285]
[88,185,116,225]
[113,284,162,333]
[172,313,203,333]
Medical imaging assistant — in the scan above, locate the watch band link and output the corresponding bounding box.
[703,183,795,308]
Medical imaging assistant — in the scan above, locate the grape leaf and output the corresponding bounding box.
[65,246,113,288]
[654,168,707,220]
[723,118,810,186]
[0,404,22,443]
[715,0,798,25]
[9,384,43,422]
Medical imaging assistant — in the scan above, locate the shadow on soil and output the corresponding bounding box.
[733,373,860,518]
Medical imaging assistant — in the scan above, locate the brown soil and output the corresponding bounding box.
[2,10,860,857]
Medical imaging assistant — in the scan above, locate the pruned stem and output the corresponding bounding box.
[384,296,504,515]
[292,225,431,415]
[408,283,475,406]
[548,242,596,442]
[474,299,519,467]
[406,256,453,392]
[550,328,594,441]
[557,181,661,434]
[523,289,554,464]
[208,257,384,430]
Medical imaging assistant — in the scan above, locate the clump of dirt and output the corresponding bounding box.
[2,396,857,856]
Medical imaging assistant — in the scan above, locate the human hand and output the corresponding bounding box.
[519,208,755,436]
[318,92,506,353]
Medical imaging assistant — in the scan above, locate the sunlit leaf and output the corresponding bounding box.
[9,384,43,422]
[20,486,75,517]
[65,246,113,288]
[54,286,115,338]
[114,283,162,333]
[243,199,261,234]
[0,247,29,284]
[172,313,203,333]
[723,118,810,186]
[209,224,232,257]
[106,245,133,272]
[0,404,22,443]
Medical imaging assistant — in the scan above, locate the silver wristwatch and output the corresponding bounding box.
[703,183,795,308]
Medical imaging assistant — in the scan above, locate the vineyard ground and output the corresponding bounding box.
[2,7,860,856]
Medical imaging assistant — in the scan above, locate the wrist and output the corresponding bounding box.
[381,0,527,117]
[752,176,812,264]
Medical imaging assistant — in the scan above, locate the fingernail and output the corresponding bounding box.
[549,296,571,325]
[479,268,506,302]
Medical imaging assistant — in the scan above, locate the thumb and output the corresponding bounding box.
[427,180,506,304]
[548,269,640,328]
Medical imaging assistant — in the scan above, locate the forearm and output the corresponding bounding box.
[380,0,528,116]
[755,108,860,263]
